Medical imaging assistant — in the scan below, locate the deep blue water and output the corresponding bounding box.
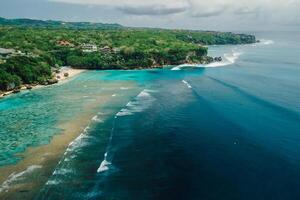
[1,31,300,199]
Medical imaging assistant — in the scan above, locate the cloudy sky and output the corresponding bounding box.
[0,0,299,31]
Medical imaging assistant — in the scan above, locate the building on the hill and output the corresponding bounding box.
[82,43,98,53]
[57,40,74,47]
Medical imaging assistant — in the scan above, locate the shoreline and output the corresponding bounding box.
[0,78,136,199]
[0,59,221,99]
[0,111,98,199]
[0,67,85,99]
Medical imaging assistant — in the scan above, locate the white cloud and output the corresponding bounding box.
[50,0,189,15]
[50,0,187,10]
[48,0,300,27]
[49,0,297,15]
[118,5,187,15]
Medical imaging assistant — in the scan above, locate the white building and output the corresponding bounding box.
[82,43,98,53]
[0,48,15,57]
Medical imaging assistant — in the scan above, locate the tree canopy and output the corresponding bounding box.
[0,25,256,91]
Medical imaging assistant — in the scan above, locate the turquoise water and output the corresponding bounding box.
[1,31,300,199]
[0,71,146,166]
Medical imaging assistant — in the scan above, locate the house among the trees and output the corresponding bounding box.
[99,46,121,54]
[112,47,121,54]
[0,48,26,59]
[57,40,74,47]
[0,48,32,60]
[82,43,98,53]
[99,46,112,54]
[0,48,15,58]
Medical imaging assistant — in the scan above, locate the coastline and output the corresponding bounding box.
[0,111,100,199]
[0,67,85,99]
[0,77,137,199]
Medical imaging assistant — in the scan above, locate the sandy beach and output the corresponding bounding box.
[0,74,137,200]
[55,67,85,83]
[0,67,86,199]
[0,67,85,98]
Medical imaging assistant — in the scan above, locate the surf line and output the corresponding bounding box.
[182,80,192,89]
[97,117,116,173]
[181,79,210,104]
[172,49,244,70]
[97,89,156,173]
[38,113,101,197]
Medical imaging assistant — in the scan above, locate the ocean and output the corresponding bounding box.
[0,31,300,200]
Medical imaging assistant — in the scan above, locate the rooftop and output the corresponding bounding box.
[0,48,15,55]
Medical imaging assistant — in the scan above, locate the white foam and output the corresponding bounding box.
[144,89,157,93]
[112,94,117,97]
[0,165,42,193]
[172,50,243,70]
[116,89,156,117]
[52,168,73,175]
[259,39,274,45]
[205,51,243,68]
[92,115,103,123]
[116,108,133,117]
[65,128,92,153]
[84,126,90,133]
[171,64,200,71]
[137,90,152,98]
[97,159,111,173]
[171,67,180,71]
[46,180,61,185]
[44,125,94,188]
[120,87,130,90]
[97,152,112,173]
[182,80,192,88]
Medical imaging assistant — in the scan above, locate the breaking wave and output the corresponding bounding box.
[171,50,243,70]
[92,115,103,123]
[251,39,275,47]
[97,89,156,174]
[116,89,156,117]
[41,120,96,191]
[206,51,243,67]
[97,152,111,173]
[259,39,275,45]
[0,165,42,193]
[182,80,192,89]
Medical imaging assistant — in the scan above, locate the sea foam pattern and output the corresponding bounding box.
[205,50,243,67]
[97,89,156,174]
[43,116,99,188]
[0,165,42,193]
[116,89,156,117]
[259,39,275,45]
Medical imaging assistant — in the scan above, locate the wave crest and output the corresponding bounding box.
[182,80,192,89]
[259,39,274,45]
[116,89,156,117]
[97,152,112,173]
[0,165,42,193]
[171,50,243,70]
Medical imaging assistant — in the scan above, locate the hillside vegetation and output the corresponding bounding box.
[0,18,256,91]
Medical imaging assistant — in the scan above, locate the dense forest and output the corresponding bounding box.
[0,17,122,29]
[0,18,256,92]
